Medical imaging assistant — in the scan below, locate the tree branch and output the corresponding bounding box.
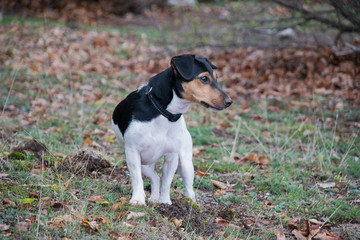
[272,0,360,33]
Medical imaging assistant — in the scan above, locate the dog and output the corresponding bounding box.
[112,54,232,205]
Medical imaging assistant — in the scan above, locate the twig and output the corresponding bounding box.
[309,205,341,239]
[228,118,241,162]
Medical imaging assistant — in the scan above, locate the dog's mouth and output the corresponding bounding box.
[200,101,223,111]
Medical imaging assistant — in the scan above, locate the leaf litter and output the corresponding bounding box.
[1,2,359,239]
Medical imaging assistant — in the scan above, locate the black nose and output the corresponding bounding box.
[224,97,232,108]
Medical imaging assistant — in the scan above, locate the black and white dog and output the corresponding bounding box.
[112,54,232,205]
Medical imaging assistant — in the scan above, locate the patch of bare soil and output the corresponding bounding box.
[332,224,360,240]
[58,150,127,180]
[156,199,219,236]
[12,139,48,158]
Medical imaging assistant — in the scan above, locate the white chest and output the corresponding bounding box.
[124,116,191,164]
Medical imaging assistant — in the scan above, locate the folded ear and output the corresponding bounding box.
[171,54,195,80]
[206,58,218,69]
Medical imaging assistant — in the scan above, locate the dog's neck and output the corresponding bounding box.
[166,90,191,115]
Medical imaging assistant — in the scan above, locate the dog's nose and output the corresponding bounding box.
[224,97,232,108]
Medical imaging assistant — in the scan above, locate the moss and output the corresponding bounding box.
[9,152,26,160]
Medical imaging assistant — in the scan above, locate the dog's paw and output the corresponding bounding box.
[185,190,195,201]
[148,196,159,203]
[159,197,172,205]
[129,198,146,206]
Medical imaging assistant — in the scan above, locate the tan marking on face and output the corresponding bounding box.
[181,71,225,109]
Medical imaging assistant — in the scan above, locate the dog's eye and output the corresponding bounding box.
[200,76,210,84]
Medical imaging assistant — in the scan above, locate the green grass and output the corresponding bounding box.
[1,10,360,239]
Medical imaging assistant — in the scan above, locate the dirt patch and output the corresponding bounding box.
[12,139,48,158]
[332,224,360,240]
[156,199,219,236]
[58,150,127,180]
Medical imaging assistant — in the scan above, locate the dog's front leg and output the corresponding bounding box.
[159,153,179,204]
[179,149,195,201]
[125,146,146,205]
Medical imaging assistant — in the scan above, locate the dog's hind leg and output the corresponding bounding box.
[159,153,179,204]
[141,163,160,203]
[125,147,146,205]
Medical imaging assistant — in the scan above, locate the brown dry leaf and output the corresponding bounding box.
[196,171,211,177]
[108,230,122,239]
[213,189,227,197]
[53,152,64,158]
[96,216,110,225]
[0,173,8,178]
[40,197,51,207]
[0,224,10,231]
[93,128,106,136]
[243,154,270,166]
[15,223,28,231]
[259,155,270,166]
[171,218,183,231]
[291,229,307,240]
[215,217,229,228]
[31,168,41,174]
[127,211,146,220]
[116,212,127,218]
[210,180,228,189]
[84,138,92,147]
[62,178,72,191]
[309,225,341,240]
[309,219,325,225]
[3,198,16,207]
[89,195,105,203]
[50,216,67,228]
[274,229,286,240]
[81,220,99,232]
[111,197,127,211]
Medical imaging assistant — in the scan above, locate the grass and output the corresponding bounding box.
[1,10,360,239]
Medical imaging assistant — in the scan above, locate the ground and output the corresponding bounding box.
[0,2,360,239]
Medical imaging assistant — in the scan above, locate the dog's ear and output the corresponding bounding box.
[171,55,195,81]
[206,58,218,69]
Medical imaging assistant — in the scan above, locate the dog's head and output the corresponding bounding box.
[171,54,232,111]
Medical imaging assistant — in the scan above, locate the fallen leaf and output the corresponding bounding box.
[19,198,35,204]
[96,216,110,225]
[53,152,64,158]
[243,154,270,166]
[0,173,9,178]
[15,223,28,231]
[215,217,229,228]
[31,168,41,174]
[3,198,16,207]
[292,229,307,240]
[309,219,324,225]
[53,184,59,191]
[122,222,134,228]
[89,195,105,203]
[50,216,67,228]
[84,138,92,146]
[171,218,183,230]
[196,171,211,177]
[210,180,228,189]
[274,229,286,240]
[111,197,127,211]
[62,178,72,191]
[0,224,10,231]
[127,211,146,220]
[81,220,99,232]
[108,230,121,239]
[316,182,336,189]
